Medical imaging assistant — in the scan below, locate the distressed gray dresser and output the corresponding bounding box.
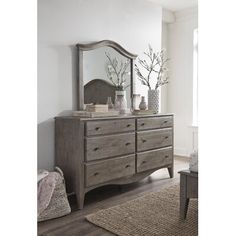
[55,114,174,209]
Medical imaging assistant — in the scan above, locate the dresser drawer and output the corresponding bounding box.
[85,154,135,187]
[137,116,173,131]
[137,128,172,152]
[137,147,172,173]
[85,133,135,161]
[86,119,135,136]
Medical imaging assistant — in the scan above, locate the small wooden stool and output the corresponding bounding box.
[179,170,198,219]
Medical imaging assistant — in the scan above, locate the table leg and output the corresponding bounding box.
[180,174,189,219]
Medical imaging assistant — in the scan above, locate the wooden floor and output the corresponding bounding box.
[38,157,189,236]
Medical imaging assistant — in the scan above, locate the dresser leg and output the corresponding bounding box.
[168,166,174,178]
[76,191,85,210]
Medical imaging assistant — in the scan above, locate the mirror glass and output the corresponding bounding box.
[83,46,131,107]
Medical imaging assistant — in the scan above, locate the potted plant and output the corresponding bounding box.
[105,52,130,113]
[134,45,169,113]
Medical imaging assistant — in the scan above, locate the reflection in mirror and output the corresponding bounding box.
[83,46,131,107]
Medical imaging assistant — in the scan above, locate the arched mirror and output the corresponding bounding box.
[76,40,137,110]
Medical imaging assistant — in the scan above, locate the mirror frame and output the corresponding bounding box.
[76,40,137,110]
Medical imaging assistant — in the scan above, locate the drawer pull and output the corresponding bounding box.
[126,124,131,127]
[125,142,131,146]
[163,120,168,124]
[165,155,169,158]
[165,136,169,139]
[93,147,99,151]
[95,127,100,131]
[142,139,147,143]
[125,164,131,168]
[141,123,145,126]
[142,160,147,164]
[94,172,99,176]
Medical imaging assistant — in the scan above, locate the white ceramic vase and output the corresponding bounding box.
[115,90,127,114]
[148,89,159,113]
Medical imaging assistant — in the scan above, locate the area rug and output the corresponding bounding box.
[86,185,198,236]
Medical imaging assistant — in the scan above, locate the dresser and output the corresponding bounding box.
[55,114,174,209]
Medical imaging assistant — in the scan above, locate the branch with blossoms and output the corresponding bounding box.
[105,52,130,91]
[135,45,169,90]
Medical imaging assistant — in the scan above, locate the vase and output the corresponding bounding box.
[106,97,114,109]
[115,90,127,114]
[132,94,141,110]
[148,89,159,113]
[139,96,147,110]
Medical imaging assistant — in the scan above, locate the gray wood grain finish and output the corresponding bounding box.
[85,155,135,187]
[76,40,137,110]
[76,40,137,59]
[137,128,173,152]
[55,119,81,194]
[86,118,135,136]
[55,114,174,209]
[38,157,187,236]
[84,169,160,193]
[187,176,198,198]
[137,147,173,173]
[179,171,198,219]
[84,79,116,105]
[137,116,173,130]
[85,132,135,161]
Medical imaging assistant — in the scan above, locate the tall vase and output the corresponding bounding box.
[115,90,127,114]
[148,89,159,113]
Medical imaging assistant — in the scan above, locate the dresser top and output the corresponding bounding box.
[55,113,174,121]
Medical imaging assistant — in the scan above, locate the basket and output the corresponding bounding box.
[38,167,71,222]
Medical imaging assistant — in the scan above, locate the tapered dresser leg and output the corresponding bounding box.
[76,191,85,210]
[168,166,174,178]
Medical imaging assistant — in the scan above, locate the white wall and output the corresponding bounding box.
[160,22,169,113]
[167,7,198,156]
[38,0,162,170]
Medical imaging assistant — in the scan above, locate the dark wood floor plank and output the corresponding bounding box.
[38,157,189,236]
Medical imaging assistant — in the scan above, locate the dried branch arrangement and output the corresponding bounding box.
[135,45,169,90]
[105,52,130,91]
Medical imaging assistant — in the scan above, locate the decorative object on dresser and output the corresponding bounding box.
[106,96,114,109]
[114,90,127,114]
[135,45,169,113]
[132,94,141,110]
[73,110,119,118]
[55,114,174,209]
[105,52,129,114]
[132,109,156,115]
[85,104,108,112]
[76,40,137,111]
[139,96,147,110]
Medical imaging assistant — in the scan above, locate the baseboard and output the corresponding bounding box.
[174,148,189,157]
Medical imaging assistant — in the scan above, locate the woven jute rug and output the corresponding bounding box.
[86,185,198,236]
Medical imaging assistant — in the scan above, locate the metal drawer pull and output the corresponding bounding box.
[142,139,147,143]
[141,123,145,126]
[94,172,99,176]
[93,147,99,151]
[125,164,131,168]
[165,136,169,139]
[142,160,147,164]
[165,155,169,158]
[126,124,131,127]
[125,142,131,146]
[163,120,168,124]
[95,127,100,131]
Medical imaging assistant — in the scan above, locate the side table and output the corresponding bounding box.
[179,170,198,219]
